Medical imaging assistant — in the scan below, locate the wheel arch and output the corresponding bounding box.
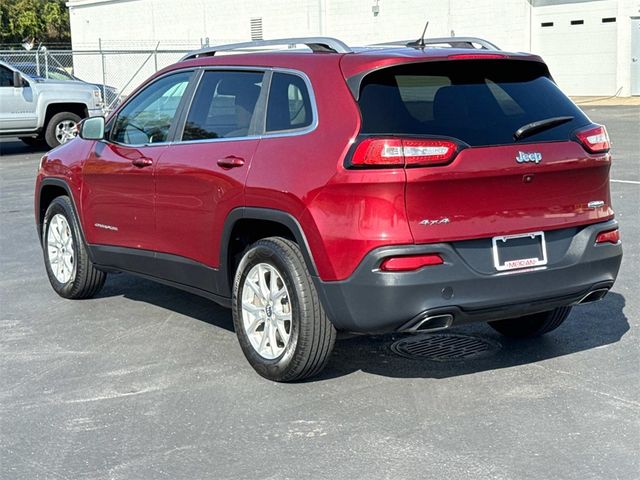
[42,103,89,129]
[37,178,87,248]
[220,208,319,297]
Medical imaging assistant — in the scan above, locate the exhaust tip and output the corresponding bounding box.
[578,288,609,304]
[408,313,454,333]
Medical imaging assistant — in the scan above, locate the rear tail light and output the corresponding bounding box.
[575,124,610,154]
[350,138,459,168]
[595,228,620,244]
[380,254,444,272]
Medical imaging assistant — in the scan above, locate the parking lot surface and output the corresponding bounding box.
[1,106,638,480]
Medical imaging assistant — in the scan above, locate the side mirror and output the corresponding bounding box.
[80,116,105,141]
[12,71,25,88]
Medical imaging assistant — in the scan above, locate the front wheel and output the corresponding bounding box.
[44,112,81,148]
[42,196,106,299]
[488,307,572,338]
[232,237,336,382]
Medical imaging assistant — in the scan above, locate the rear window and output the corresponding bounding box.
[357,60,590,146]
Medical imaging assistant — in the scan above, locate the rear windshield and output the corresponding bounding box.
[357,60,590,146]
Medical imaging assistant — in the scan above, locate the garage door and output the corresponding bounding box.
[532,11,618,96]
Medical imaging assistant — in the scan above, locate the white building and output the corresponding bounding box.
[67,0,640,96]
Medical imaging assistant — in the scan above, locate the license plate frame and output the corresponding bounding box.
[492,231,548,272]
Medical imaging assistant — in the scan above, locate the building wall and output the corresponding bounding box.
[67,0,640,96]
[532,0,619,95]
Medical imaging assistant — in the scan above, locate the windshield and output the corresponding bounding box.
[13,64,75,81]
[357,60,590,146]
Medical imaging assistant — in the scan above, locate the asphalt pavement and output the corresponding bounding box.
[1,106,638,480]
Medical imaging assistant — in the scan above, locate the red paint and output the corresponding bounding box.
[35,48,616,285]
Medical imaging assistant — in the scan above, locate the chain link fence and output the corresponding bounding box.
[0,44,201,113]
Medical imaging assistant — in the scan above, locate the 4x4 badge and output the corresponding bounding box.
[515,151,542,164]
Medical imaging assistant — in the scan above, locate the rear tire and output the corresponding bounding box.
[43,196,106,299]
[232,237,336,382]
[44,112,81,148]
[488,307,572,338]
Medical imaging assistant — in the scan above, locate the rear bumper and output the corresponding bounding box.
[315,220,622,333]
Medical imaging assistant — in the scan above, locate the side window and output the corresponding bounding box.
[111,71,191,145]
[266,72,313,132]
[182,70,264,141]
[0,66,14,87]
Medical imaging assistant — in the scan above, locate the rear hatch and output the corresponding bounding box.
[352,59,613,244]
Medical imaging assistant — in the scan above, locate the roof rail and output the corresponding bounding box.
[180,37,352,61]
[373,37,501,51]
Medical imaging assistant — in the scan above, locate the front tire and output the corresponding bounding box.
[43,196,106,299]
[232,237,336,382]
[488,307,572,338]
[44,112,81,148]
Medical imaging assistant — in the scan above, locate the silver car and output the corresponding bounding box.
[0,60,104,149]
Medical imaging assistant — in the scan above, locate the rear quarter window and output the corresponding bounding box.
[357,60,590,147]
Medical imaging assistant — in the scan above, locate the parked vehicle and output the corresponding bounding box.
[9,62,120,109]
[35,37,622,381]
[0,60,104,148]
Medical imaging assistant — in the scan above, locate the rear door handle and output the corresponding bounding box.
[217,155,245,169]
[132,157,153,168]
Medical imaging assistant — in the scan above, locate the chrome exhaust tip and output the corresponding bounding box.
[406,313,454,333]
[578,288,609,304]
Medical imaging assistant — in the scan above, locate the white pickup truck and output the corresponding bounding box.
[0,60,104,149]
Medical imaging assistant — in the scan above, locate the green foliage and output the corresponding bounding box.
[0,0,70,47]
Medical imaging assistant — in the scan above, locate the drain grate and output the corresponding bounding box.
[390,333,500,361]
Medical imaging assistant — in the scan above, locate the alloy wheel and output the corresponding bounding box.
[55,120,78,144]
[47,214,75,283]
[241,263,292,359]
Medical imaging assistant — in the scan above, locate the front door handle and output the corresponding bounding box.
[217,155,245,169]
[132,157,153,168]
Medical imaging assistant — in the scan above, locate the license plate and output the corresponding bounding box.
[492,231,547,272]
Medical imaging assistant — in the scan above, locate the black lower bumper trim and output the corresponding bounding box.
[314,220,622,333]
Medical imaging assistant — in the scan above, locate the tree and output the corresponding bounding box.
[0,0,70,48]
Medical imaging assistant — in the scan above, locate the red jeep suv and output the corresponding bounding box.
[35,37,622,381]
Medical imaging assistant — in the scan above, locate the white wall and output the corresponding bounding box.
[532,1,619,96]
[67,0,640,96]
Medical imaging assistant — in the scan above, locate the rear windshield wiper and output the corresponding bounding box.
[513,116,574,141]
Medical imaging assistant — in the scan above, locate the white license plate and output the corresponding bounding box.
[492,231,548,272]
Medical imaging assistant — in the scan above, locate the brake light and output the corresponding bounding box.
[595,228,620,244]
[380,254,444,272]
[447,53,507,60]
[350,138,459,168]
[576,124,610,154]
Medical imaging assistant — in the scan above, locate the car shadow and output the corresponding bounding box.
[98,273,235,332]
[0,139,49,156]
[318,291,629,381]
[98,273,629,382]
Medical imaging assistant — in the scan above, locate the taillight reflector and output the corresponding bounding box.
[595,228,620,244]
[576,124,610,154]
[350,138,459,168]
[380,254,444,272]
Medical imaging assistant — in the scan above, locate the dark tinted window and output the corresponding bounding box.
[0,65,14,87]
[182,70,264,141]
[266,72,313,132]
[112,72,191,145]
[358,60,590,146]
